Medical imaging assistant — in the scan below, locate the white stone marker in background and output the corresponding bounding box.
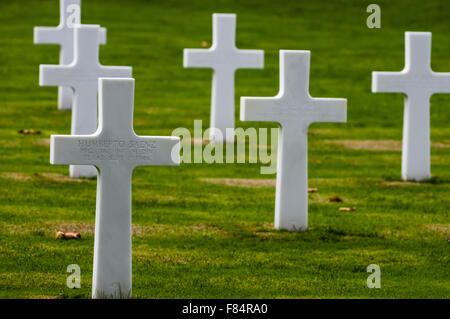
[40,25,132,178]
[51,78,180,298]
[184,13,264,143]
[372,32,450,181]
[34,0,107,110]
[241,50,347,231]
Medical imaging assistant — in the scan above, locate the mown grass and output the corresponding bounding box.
[0,0,449,298]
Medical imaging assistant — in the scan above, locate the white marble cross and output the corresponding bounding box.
[40,24,132,178]
[372,32,450,181]
[184,13,264,142]
[50,78,180,298]
[240,50,347,231]
[34,0,107,110]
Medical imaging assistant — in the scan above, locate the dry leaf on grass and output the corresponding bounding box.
[18,129,41,135]
[329,195,343,202]
[308,187,318,193]
[339,207,356,212]
[55,231,81,240]
[201,41,209,47]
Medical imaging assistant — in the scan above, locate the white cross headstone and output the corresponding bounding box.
[184,13,264,143]
[40,24,132,178]
[372,32,450,181]
[240,50,347,231]
[34,0,107,110]
[50,78,180,298]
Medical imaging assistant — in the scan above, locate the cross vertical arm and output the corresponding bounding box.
[96,78,180,168]
[278,50,310,101]
[69,25,113,72]
[73,25,101,66]
[212,14,236,49]
[71,25,108,50]
[60,0,81,25]
[405,32,431,73]
[274,124,309,231]
[240,50,313,126]
[92,164,132,298]
[401,91,431,180]
[97,78,135,137]
[69,80,101,178]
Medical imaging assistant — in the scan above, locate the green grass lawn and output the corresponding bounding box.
[0,0,449,298]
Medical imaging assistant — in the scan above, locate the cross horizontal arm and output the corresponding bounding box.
[51,134,180,168]
[372,71,409,93]
[430,72,450,93]
[183,49,215,68]
[131,136,180,168]
[34,26,107,46]
[99,27,107,45]
[309,98,347,123]
[39,65,75,86]
[51,134,101,166]
[235,49,264,69]
[240,96,282,123]
[39,64,74,87]
[34,27,63,44]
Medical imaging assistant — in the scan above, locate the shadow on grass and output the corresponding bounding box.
[381,174,450,185]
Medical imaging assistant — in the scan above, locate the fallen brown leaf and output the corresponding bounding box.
[329,195,343,203]
[65,232,81,239]
[308,187,318,193]
[18,129,41,135]
[55,231,65,239]
[201,41,209,47]
[339,207,356,211]
[55,231,81,240]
